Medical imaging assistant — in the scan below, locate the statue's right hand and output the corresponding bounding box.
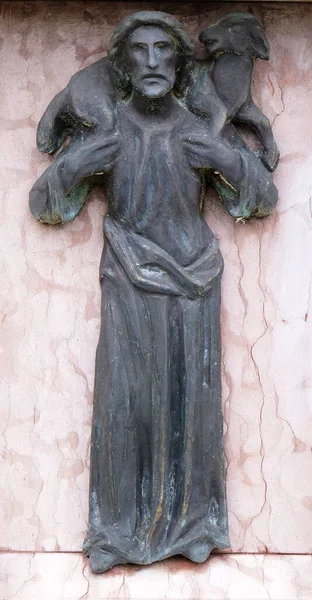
[69,132,122,179]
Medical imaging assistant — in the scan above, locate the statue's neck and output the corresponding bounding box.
[128,90,177,124]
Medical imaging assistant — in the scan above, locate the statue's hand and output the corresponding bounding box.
[70,132,122,179]
[182,131,241,189]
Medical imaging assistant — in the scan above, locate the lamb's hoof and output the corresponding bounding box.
[182,540,213,563]
[89,548,120,574]
[261,147,280,172]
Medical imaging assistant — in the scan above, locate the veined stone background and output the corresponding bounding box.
[0,1,312,598]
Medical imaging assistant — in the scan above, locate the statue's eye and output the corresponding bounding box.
[155,42,170,49]
[131,43,146,50]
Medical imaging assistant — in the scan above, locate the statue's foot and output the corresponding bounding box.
[182,540,213,563]
[89,548,120,574]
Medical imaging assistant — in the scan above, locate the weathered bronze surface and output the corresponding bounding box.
[29,11,278,573]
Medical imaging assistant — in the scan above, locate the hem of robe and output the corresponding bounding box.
[82,526,230,564]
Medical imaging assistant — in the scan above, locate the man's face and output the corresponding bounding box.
[126,26,176,98]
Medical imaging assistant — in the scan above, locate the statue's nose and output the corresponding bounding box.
[147,47,158,69]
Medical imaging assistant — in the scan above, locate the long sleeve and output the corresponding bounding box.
[182,128,278,220]
[30,133,121,225]
[211,146,278,219]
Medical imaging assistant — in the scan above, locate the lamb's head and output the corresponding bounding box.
[199,13,269,60]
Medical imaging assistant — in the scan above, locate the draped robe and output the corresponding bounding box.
[30,98,278,566]
[83,104,230,563]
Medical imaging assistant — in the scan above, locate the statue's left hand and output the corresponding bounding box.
[182,131,241,190]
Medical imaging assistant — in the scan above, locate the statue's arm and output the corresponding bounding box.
[30,134,120,225]
[183,133,278,219]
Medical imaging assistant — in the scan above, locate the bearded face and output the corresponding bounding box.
[125,26,177,98]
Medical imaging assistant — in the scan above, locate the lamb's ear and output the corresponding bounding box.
[251,25,270,59]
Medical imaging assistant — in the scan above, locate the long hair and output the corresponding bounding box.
[108,11,194,97]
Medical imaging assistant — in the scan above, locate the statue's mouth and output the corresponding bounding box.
[142,74,167,81]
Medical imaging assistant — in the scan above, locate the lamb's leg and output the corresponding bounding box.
[189,92,228,136]
[186,66,228,137]
[37,87,72,155]
[237,101,280,172]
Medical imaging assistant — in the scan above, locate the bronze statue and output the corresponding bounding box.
[29,11,278,573]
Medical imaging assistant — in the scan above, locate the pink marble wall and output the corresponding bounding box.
[2,553,312,599]
[0,0,312,577]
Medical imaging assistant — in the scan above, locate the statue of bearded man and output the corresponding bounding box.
[30,11,278,573]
